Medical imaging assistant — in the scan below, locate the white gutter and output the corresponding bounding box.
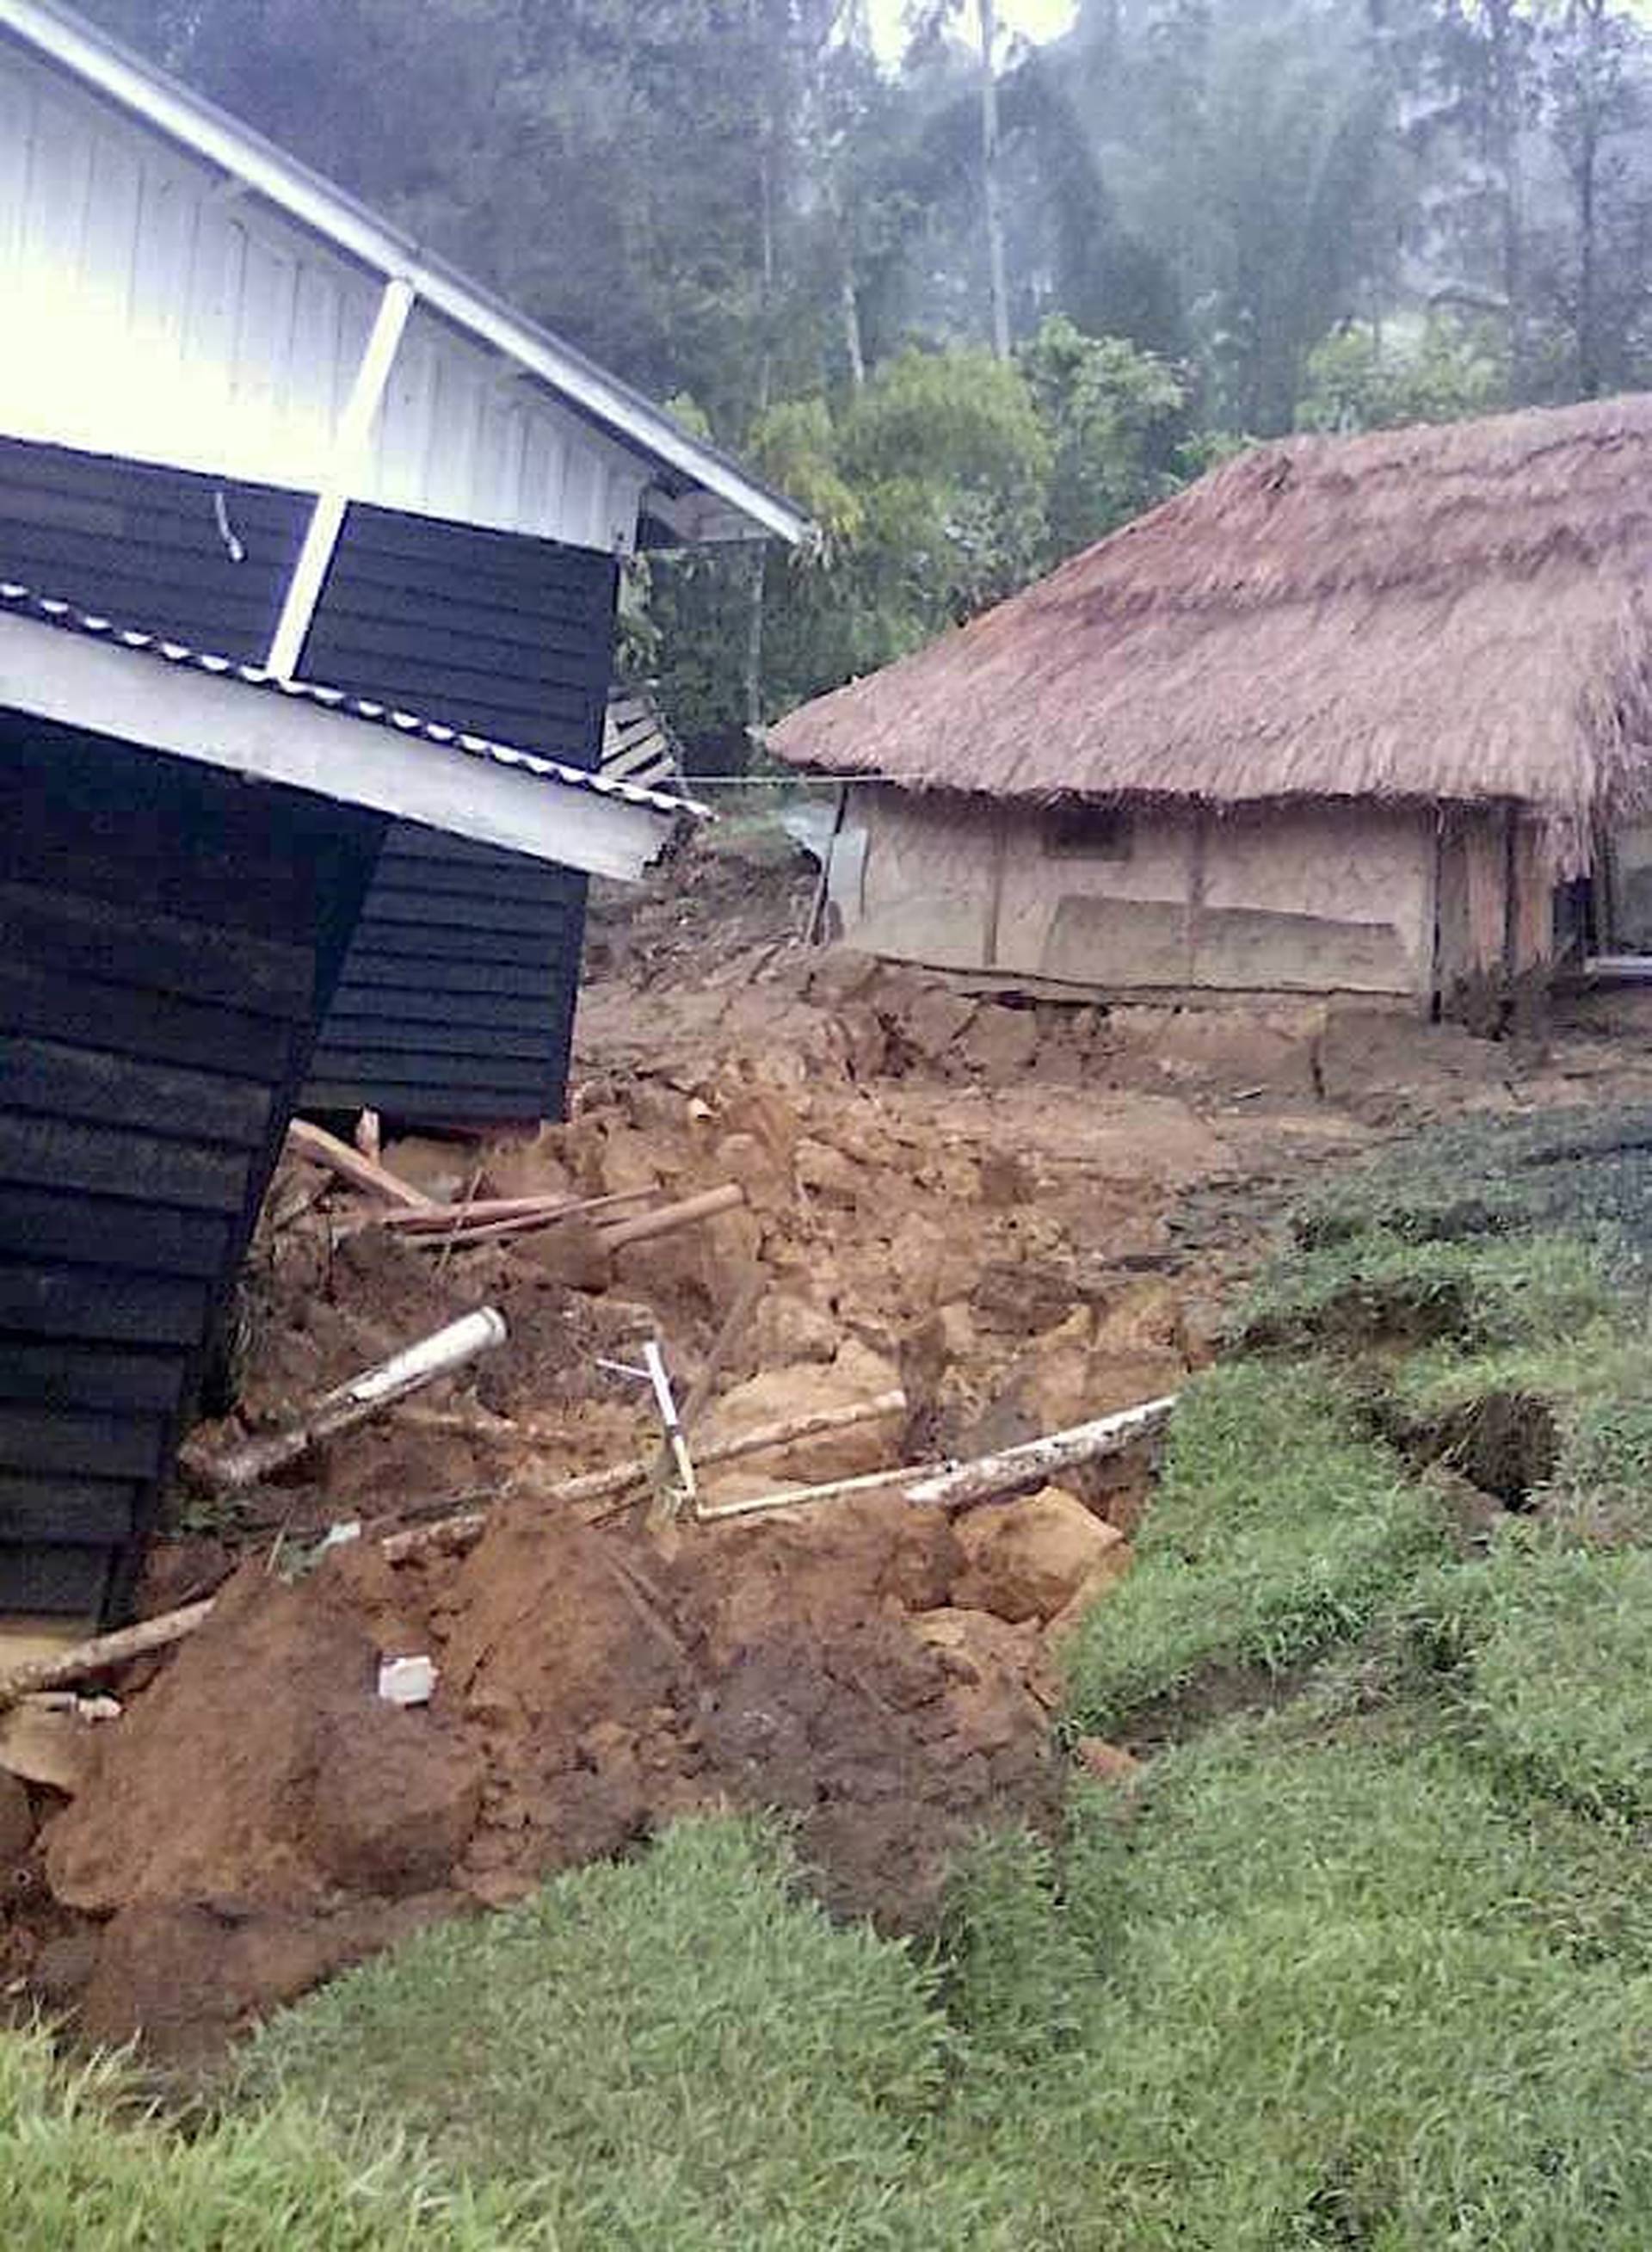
[0,607,676,879]
[0,0,808,548]
[265,276,416,680]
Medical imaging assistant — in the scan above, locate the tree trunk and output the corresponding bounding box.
[1486,0,1531,394]
[977,0,1012,360]
[744,4,778,744]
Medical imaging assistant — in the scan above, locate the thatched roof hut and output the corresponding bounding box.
[772,396,1652,1018]
[774,394,1652,859]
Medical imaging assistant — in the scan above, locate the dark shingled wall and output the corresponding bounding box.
[0,435,615,1129]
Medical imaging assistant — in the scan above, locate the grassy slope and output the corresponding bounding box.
[16,1102,1652,2249]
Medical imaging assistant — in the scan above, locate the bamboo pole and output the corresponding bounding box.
[694,1393,1180,1525]
[598,1183,743,1252]
[379,1387,908,1560]
[184,1309,509,1494]
[903,1395,1180,1511]
[0,1601,217,1712]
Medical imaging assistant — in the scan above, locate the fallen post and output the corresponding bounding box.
[379,1387,908,1560]
[0,1599,216,1712]
[383,1188,653,1236]
[408,1190,658,1252]
[903,1394,1180,1511]
[184,1307,509,1494]
[598,1183,744,1253]
[285,1119,437,1211]
[695,1391,1180,1525]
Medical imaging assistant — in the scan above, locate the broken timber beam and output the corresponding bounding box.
[184,1308,509,1494]
[903,1394,1180,1511]
[378,1386,909,1561]
[286,1119,436,1210]
[0,1599,216,1712]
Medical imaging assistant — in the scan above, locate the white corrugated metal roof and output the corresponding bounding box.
[0,580,709,818]
[0,0,807,550]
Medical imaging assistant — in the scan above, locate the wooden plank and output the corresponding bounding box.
[0,1468,133,1540]
[306,1020,554,1064]
[0,1114,250,1213]
[0,1035,271,1147]
[0,958,292,1078]
[0,1475,137,1543]
[330,958,562,1002]
[357,887,579,940]
[300,1079,553,1122]
[0,1544,116,1619]
[0,1404,166,1481]
[338,919,566,967]
[302,1049,553,1095]
[323,990,558,1036]
[0,878,311,1015]
[0,1261,208,1344]
[366,854,584,909]
[384,824,585,877]
[0,1184,233,1280]
[0,1342,182,1414]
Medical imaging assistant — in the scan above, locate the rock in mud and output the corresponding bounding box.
[952,1486,1130,1624]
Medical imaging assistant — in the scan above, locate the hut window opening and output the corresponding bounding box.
[1044,803,1132,861]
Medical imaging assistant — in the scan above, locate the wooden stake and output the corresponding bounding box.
[286,1120,436,1211]
[599,1183,744,1253]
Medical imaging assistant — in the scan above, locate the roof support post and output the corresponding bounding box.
[265,275,416,681]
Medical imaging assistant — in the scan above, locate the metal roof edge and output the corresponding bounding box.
[0,0,809,548]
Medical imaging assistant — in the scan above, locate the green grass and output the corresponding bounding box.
[0,2027,498,2250]
[1408,1534,1652,1822]
[1019,1720,1652,2250]
[1060,1361,1450,1735]
[243,1817,968,2252]
[28,1096,1652,2249]
[225,1719,1652,2251]
[1237,1225,1621,1356]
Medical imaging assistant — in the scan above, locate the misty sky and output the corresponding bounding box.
[865,0,1079,64]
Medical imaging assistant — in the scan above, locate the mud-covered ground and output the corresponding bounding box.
[8,832,1652,2062]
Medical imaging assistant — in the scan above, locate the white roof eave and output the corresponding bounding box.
[0,0,809,549]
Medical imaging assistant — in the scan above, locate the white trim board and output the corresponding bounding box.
[0,606,674,879]
[0,0,807,549]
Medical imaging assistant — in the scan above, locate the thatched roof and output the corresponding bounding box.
[771,394,1652,838]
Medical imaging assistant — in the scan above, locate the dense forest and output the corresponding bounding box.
[87,0,1652,762]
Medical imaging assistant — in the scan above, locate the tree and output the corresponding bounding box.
[1017,317,1189,551]
[1295,314,1507,429]
[1544,0,1648,397]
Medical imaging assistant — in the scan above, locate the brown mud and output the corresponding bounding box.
[7,831,1649,2060]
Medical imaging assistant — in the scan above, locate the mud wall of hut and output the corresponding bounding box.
[829,787,1439,1003]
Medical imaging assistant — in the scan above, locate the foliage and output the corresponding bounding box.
[1017,316,1189,552]
[1059,1361,1449,1735]
[1296,315,1508,432]
[84,0,1652,744]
